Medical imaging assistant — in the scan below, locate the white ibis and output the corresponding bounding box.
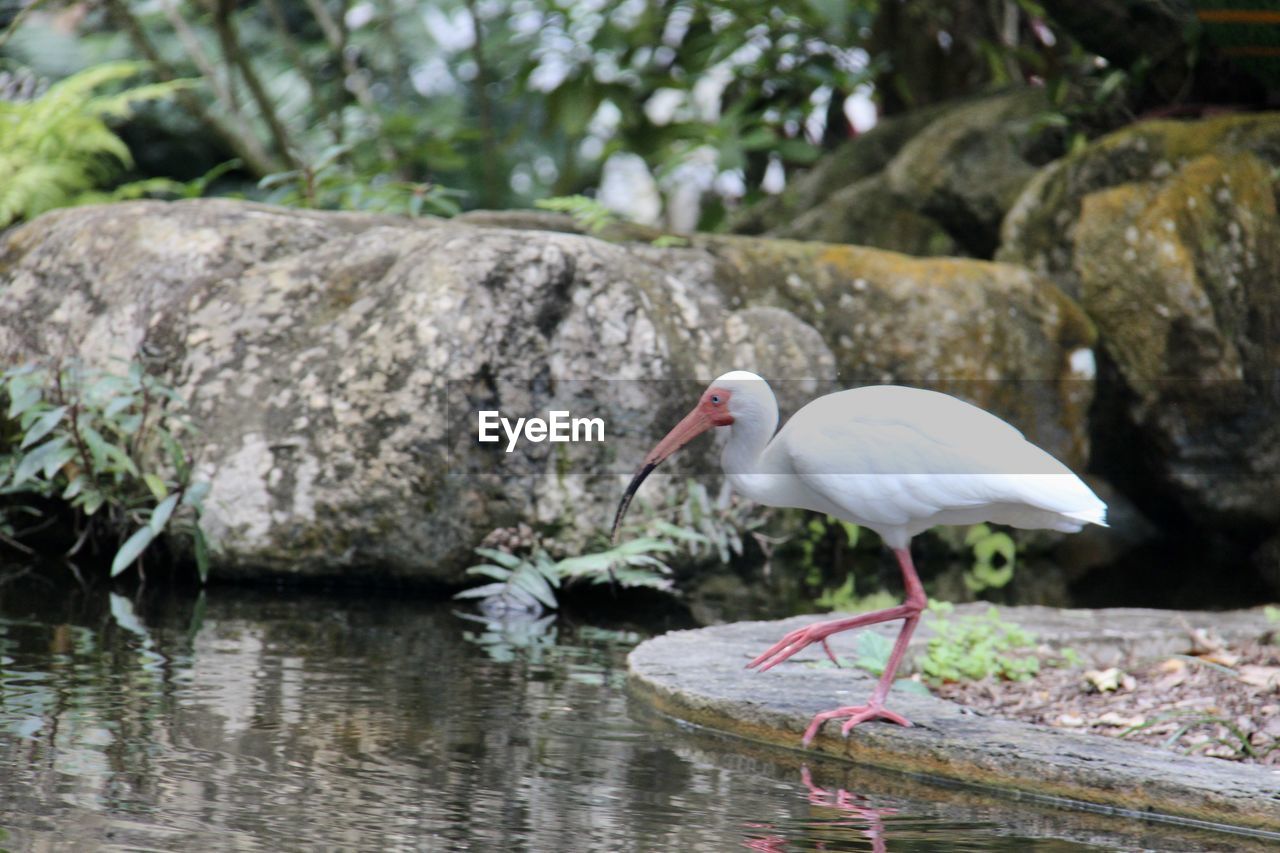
[612,370,1106,746]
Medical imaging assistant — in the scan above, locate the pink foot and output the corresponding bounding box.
[801,704,913,746]
[746,622,840,671]
[747,605,915,672]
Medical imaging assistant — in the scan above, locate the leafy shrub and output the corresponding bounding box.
[454,479,773,614]
[534,195,620,235]
[0,61,191,228]
[916,601,1039,684]
[640,479,773,565]
[258,144,464,217]
[0,360,209,581]
[454,538,677,616]
[962,522,1017,594]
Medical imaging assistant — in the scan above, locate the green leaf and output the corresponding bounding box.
[187,589,207,637]
[81,490,105,515]
[148,493,180,534]
[776,138,821,164]
[194,527,210,584]
[80,424,140,477]
[650,520,709,544]
[466,564,515,581]
[6,383,41,418]
[181,479,210,510]
[103,395,134,419]
[62,474,86,499]
[143,473,169,501]
[111,526,155,577]
[12,437,72,486]
[20,406,67,449]
[454,582,509,600]
[512,566,558,609]
[472,547,525,570]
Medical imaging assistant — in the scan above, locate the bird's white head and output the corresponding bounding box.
[611,370,774,539]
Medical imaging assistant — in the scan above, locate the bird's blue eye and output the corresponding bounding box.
[710,395,721,404]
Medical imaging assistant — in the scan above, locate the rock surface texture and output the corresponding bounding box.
[0,199,1092,581]
[628,605,1280,833]
[1000,115,1280,535]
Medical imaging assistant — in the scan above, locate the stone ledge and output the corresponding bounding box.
[627,605,1280,833]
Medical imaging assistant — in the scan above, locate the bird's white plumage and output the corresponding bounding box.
[712,377,1106,550]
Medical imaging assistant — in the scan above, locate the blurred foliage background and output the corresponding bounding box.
[0,0,1273,231]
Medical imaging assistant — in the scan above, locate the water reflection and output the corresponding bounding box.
[0,574,1271,851]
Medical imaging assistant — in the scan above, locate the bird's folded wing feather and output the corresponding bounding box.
[775,387,1103,527]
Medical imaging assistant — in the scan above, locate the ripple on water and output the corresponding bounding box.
[0,585,1268,852]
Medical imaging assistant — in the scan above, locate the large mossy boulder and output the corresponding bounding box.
[998,112,1280,298]
[699,235,1098,468]
[1075,152,1280,529]
[729,103,948,238]
[999,115,1280,533]
[0,200,1095,582]
[736,89,1055,258]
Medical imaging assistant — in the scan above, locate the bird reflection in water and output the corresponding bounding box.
[740,765,895,852]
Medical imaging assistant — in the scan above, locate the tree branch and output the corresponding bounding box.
[206,0,301,169]
[302,0,398,167]
[0,0,52,51]
[463,0,500,207]
[263,0,340,145]
[103,0,282,177]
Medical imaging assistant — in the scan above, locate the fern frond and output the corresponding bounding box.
[454,552,560,615]
[0,62,187,228]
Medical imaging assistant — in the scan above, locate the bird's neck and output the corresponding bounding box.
[721,403,778,488]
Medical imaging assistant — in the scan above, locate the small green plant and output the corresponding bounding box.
[916,601,1039,685]
[258,144,464,216]
[455,479,774,614]
[641,480,773,565]
[534,194,620,235]
[813,573,899,614]
[0,359,209,581]
[814,630,931,697]
[962,523,1017,594]
[454,538,676,615]
[0,61,192,228]
[799,515,860,585]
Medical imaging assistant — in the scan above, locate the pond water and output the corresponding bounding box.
[0,574,1267,852]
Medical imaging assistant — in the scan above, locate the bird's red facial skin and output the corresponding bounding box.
[699,387,735,426]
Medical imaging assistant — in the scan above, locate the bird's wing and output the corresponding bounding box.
[773,386,1104,528]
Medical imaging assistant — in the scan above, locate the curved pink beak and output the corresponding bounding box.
[611,406,715,541]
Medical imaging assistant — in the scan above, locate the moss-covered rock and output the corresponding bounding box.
[999,112,1280,299]
[884,88,1051,257]
[735,89,1054,258]
[698,234,1097,468]
[770,173,959,257]
[1074,152,1280,528]
[729,104,948,236]
[0,199,1098,581]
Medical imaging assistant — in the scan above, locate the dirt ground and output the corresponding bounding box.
[931,632,1280,765]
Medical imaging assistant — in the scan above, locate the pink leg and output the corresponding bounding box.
[749,547,928,746]
[746,603,920,672]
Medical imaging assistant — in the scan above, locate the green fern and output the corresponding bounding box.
[534,194,620,235]
[555,537,676,590]
[454,547,561,614]
[0,61,192,228]
[454,538,676,614]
